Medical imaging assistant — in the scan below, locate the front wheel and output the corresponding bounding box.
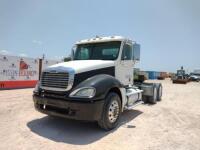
[98,92,121,131]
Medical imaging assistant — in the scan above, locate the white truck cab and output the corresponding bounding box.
[33,36,162,130]
[73,36,140,86]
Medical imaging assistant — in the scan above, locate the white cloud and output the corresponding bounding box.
[19,53,28,57]
[0,50,11,55]
[32,40,43,45]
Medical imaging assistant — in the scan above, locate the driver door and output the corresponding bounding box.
[116,41,133,86]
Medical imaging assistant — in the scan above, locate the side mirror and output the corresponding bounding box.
[133,43,140,61]
[63,57,72,62]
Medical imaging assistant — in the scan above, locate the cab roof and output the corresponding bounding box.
[76,36,133,45]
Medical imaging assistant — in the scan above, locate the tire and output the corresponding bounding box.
[148,85,157,104]
[157,84,162,101]
[98,92,122,131]
[142,95,148,103]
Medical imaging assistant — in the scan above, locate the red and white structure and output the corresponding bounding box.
[0,54,60,89]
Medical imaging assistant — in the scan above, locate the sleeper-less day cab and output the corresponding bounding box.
[33,36,162,130]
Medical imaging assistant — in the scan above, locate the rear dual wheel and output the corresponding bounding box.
[157,84,162,101]
[148,84,162,104]
[149,86,157,104]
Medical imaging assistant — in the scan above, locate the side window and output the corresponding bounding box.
[121,43,132,60]
[102,48,118,60]
[77,47,90,60]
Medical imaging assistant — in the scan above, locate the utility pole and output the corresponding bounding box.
[42,54,45,60]
[39,53,45,80]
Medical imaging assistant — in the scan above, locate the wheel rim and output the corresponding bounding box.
[108,100,119,123]
[159,86,162,97]
[153,88,157,100]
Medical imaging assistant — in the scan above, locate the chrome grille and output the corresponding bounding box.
[41,72,70,90]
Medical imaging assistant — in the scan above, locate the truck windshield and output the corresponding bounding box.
[74,41,121,60]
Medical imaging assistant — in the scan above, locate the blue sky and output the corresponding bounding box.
[0,0,200,72]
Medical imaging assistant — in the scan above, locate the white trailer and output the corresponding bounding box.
[0,54,60,89]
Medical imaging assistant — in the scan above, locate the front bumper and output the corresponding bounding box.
[33,95,104,121]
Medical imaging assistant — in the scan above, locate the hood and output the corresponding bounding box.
[45,60,115,74]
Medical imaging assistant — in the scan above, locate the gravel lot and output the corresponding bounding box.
[0,79,200,150]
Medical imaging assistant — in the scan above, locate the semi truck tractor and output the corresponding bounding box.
[33,36,162,130]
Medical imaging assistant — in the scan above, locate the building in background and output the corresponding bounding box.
[0,54,62,89]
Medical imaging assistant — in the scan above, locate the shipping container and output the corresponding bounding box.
[146,71,160,80]
[160,72,168,78]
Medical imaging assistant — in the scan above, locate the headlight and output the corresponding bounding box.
[34,81,40,93]
[69,87,96,98]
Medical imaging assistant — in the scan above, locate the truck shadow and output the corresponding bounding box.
[27,109,142,145]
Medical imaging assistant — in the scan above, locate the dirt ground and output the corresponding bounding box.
[0,79,200,150]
